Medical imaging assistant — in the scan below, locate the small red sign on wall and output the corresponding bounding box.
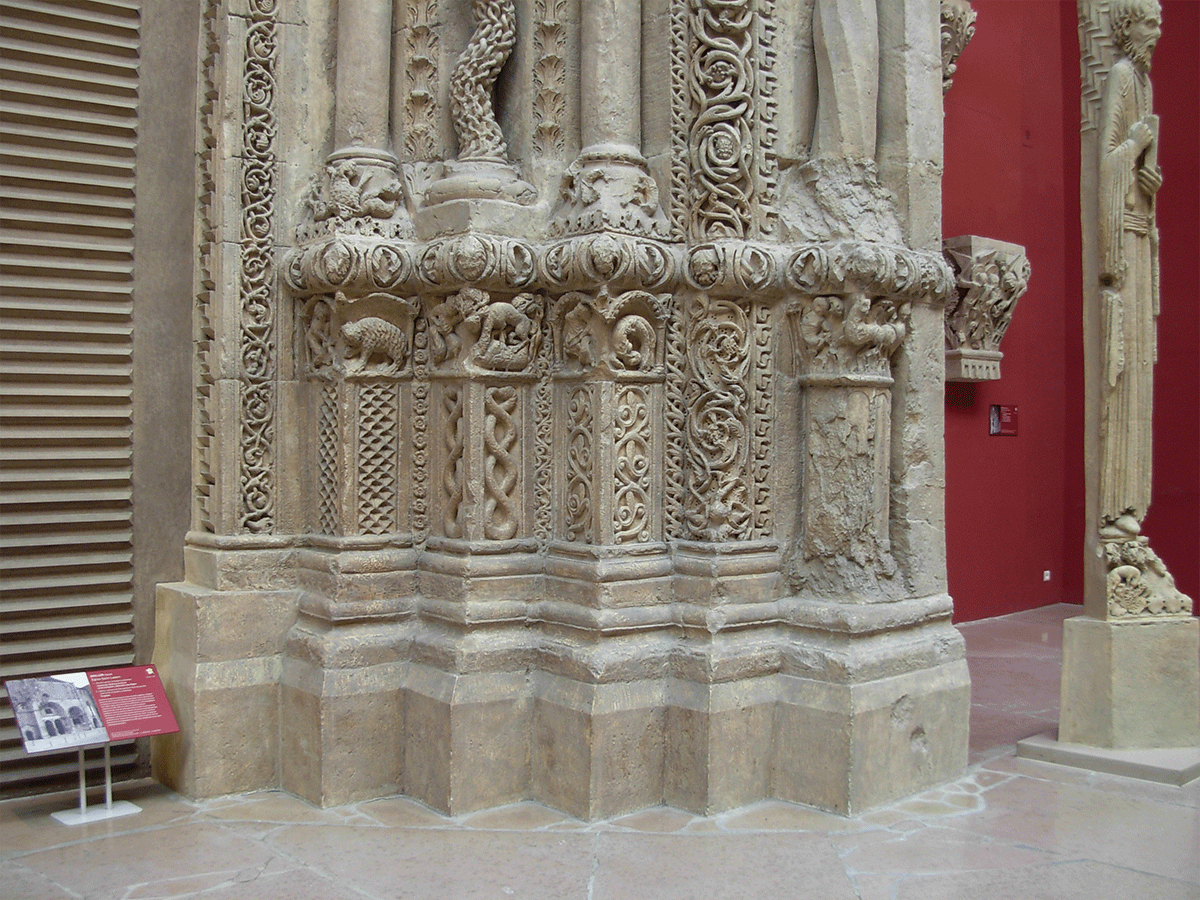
[989,405,1018,436]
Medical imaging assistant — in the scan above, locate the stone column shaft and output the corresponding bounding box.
[581,0,642,156]
[335,0,394,150]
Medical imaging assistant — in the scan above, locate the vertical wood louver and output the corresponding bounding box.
[0,0,140,795]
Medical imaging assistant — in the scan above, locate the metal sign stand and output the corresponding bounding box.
[50,744,140,825]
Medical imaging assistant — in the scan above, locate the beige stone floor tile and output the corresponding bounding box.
[838,825,1063,876]
[171,867,370,900]
[892,794,982,818]
[718,798,855,832]
[460,800,579,831]
[13,821,289,900]
[949,776,1200,882]
[199,789,346,824]
[849,872,912,900]
[608,805,696,833]
[977,753,1097,785]
[125,871,245,899]
[858,807,910,827]
[679,817,722,834]
[591,832,858,900]
[891,859,1200,900]
[267,824,595,899]
[0,782,199,858]
[1086,769,1200,808]
[356,795,454,828]
[2,862,77,900]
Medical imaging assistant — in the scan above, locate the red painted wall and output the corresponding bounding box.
[942,0,1198,621]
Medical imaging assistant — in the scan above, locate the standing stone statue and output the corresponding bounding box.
[1042,0,1197,764]
[1097,0,1162,539]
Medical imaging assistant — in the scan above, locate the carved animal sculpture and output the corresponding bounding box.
[341,316,410,376]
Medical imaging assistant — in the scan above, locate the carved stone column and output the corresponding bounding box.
[280,291,420,805]
[420,0,537,233]
[552,0,669,239]
[404,287,546,813]
[1019,2,1198,772]
[787,292,905,599]
[536,288,673,818]
[301,0,412,244]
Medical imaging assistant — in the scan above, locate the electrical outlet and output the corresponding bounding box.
[1043,570,1051,582]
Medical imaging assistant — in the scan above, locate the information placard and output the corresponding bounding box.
[5,666,179,755]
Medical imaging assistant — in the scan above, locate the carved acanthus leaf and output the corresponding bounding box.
[943,236,1031,381]
[940,0,977,96]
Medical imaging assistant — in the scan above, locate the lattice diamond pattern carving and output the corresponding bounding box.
[357,383,399,534]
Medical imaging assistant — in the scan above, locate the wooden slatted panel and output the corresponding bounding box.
[0,0,140,796]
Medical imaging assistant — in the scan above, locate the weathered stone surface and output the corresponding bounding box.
[152,0,977,818]
[1060,615,1200,749]
[1057,0,1197,759]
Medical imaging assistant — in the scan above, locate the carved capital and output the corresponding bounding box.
[552,151,671,240]
[941,0,977,96]
[298,150,413,243]
[787,293,908,379]
[943,235,1031,381]
[427,287,545,375]
[552,288,667,378]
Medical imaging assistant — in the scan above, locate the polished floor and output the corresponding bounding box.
[3,603,1198,900]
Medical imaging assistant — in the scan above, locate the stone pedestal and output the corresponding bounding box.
[1059,615,1200,749]
[151,543,298,798]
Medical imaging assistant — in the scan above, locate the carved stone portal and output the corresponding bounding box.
[153,0,971,819]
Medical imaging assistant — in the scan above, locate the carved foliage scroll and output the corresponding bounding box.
[404,0,442,160]
[684,294,752,541]
[614,385,653,543]
[940,0,977,96]
[564,386,594,543]
[239,0,278,534]
[686,0,757,241]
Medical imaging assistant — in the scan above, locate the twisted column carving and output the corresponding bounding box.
[449,0,516,161]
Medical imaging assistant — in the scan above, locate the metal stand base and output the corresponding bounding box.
[51,745,141,826]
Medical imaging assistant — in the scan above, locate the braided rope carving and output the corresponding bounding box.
[483,386,520,540]
[449,0,516,161]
